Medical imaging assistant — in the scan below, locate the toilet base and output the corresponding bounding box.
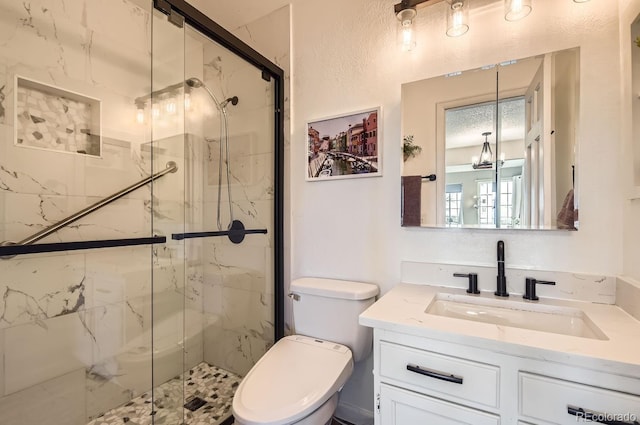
[234,392,338,425]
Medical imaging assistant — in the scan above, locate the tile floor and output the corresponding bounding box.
[87,362,242,425]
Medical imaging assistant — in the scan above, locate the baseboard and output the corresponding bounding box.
[335,401,374,425]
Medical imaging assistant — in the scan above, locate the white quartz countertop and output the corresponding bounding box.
[359,283,640,375]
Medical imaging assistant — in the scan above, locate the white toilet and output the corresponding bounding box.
[232,277,379,425]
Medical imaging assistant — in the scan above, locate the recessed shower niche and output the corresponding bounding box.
[14,75,102,157]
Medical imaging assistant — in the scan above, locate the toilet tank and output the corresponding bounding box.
[290,277,379,362]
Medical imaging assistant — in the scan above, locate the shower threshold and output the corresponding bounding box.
[87,362,242,425]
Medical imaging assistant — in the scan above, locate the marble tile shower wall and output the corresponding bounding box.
[198,34,276,377]
[0,1,205,425]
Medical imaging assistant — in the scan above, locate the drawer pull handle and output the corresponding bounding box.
[406,364,463,384]
[567,405,639,425]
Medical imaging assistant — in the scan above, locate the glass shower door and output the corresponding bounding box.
[149,6,189,425]
[147,5,279,423]
[183,23,277,378]
[0,0,281,423]
[0,1,161,424]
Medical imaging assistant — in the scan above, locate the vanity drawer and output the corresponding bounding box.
[380,383,500,425]
[379,341,500,408]
[519,373,640,425]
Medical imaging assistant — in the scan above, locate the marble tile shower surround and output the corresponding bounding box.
[0,0,152,144]
[0,132,203,418]
[0,5,278,425]
[0,133,180,322]
[180,21,279,378]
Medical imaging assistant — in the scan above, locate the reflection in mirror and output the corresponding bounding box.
[401,48,579,230]
[445,97,525,227]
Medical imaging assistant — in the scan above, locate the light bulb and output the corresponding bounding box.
[447,0,469,37]
[401,20,415,51]
[136,107,145,124]
[480,145,492,163]
[165,99,177,115]
[504,0,532,22]
[396,8,417,51]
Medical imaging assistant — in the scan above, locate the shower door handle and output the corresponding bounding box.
[171,220,267,244]
[171,229,267,240]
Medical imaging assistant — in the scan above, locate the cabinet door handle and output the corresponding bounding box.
[567,405,639,425]
[406,364,463,384]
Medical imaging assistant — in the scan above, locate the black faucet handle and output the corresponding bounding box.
[523,277,556,301]
[453,273,480,294]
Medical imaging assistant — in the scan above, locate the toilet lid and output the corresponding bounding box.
[232,335,354,425]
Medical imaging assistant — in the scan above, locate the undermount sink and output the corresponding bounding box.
[425,293,608,340]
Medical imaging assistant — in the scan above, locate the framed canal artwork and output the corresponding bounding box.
[306,107,382,181]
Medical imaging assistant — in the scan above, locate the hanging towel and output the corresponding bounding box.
[401,176,422,226]
[556,188,577,230]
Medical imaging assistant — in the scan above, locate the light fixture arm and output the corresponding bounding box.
[393,0,445,15]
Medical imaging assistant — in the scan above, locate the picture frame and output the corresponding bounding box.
[306,107,382,181]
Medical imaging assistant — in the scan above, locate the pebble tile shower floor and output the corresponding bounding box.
[87,362,241,425]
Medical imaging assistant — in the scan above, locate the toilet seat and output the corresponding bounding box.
[232,335,354,425]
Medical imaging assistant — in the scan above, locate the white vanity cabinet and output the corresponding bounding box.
[372,329,640,425]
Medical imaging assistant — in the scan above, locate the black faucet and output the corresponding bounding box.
[453,272,480,294]
[523,278,556,301]
[495,240,509,297]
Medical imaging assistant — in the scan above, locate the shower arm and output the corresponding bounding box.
[1,161,178,248]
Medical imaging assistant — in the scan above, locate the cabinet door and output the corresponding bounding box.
[379,384,500,425]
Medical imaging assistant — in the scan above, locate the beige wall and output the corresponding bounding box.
[200,0,638,421]
[292,0,622,281]
[290,0,623,419]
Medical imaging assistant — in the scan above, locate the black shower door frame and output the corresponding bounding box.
[153,0,285,341]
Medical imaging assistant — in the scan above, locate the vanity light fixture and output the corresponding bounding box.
[446,0,469,37]
[504,0,532,22]
[134,80,191,124]
[393,0,540,48]
[573,0,590,2]
[396,4,417,51]
[472,131,495,170]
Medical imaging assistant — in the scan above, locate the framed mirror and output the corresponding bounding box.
[401,47,579,230]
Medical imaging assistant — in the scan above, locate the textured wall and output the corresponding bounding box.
[290,0,623,419]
